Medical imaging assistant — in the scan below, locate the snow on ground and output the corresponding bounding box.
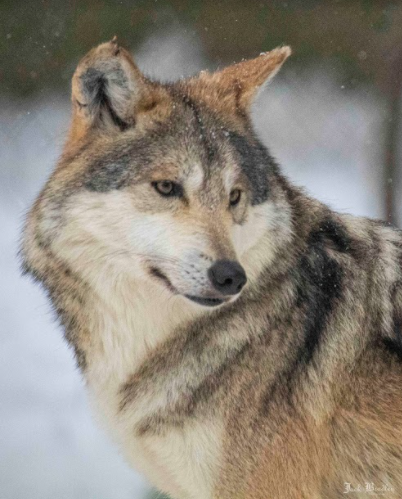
[0,31,396,499]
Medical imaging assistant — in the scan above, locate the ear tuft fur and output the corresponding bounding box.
[71,40,147,136]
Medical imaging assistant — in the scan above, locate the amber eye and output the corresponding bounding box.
[153,180,182,197]
[229,189,242,207]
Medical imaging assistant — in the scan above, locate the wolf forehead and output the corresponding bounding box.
[77,89,276,206]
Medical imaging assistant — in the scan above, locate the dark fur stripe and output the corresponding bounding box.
[384,281,402,361]
[83,135,158,192]
[80,67,130,131]
[135,339,254,435]
[294,243,343,365]
[381,338,402,362]
[227,131,277,205]
[180,94,217,163]
[260,219,344,414]
[84,156,132,192]
[307,217,351,254]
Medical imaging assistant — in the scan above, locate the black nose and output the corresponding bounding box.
[208,260,247,296]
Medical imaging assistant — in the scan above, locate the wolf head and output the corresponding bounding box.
[29,39,291,309]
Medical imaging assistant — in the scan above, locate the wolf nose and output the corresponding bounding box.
[208,260,247,296]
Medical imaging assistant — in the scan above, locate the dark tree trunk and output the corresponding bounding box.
[384,50,402,227]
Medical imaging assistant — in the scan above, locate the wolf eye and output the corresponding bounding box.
[229,189,242,207]
[153,180,182,197]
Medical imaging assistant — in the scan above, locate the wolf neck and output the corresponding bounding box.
[85,273,202,384]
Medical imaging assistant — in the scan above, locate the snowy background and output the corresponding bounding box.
[1,29,401,499]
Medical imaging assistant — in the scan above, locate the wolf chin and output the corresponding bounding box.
[22,38,402,498]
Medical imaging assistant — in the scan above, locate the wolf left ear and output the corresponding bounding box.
[70,38,150,140]
[198,46,291,114]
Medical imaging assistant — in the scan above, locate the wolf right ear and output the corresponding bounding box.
[193,46,291,118]
[71,38,149,140]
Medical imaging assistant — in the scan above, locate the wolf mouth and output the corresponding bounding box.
[184,295,227,307]
[149,266,227,307]
[184,295,226,307]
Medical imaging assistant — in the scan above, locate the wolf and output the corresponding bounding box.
[22,38,402,498]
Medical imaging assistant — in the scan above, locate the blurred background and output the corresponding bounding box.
[1,1,402,498]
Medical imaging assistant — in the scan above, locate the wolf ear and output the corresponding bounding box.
[199,46,291,114]
[71,38,149,139]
